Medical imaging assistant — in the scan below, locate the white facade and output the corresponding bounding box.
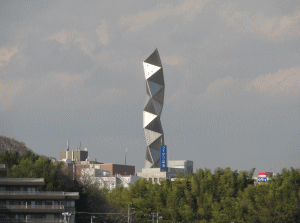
[97,175,141,191]
[137,160,194,183]
[168,160,193,173]
[81,167,110,177]
[80,168,140,190]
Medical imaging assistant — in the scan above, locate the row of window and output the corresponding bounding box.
[0,213,63,220]
[0,186,39,192]
[148,178,164,182]
[0,200,75,207]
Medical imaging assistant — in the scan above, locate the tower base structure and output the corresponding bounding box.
[137,160,193,184]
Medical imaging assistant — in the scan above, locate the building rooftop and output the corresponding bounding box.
[0,178,45,186]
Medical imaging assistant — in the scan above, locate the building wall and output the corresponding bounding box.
[75,164,102,176]
[100,164,135,176]
[137,160,193,184]
[74,163,135,177]
[83,175,141,191]
[0,171,79,223]
[60,150,88,162]
[168,160,193,173]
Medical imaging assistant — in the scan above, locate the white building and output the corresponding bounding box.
[97,175,141,191]
[137,160,193,184]
[168,160,193,173]
[253,171,274,185]
[80,168,140,190]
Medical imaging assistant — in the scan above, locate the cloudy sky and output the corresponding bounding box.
[1,0,300,175]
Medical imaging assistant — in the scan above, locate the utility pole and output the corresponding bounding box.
[128,203,130,223]
[125,148,127,165]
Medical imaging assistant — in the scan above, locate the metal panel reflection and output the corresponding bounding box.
[143,49,165,168]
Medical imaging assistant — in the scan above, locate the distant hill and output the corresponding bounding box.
[0,136,31,156]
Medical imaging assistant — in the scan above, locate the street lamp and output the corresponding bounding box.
[91,215,97,223]
[62,212,71,223]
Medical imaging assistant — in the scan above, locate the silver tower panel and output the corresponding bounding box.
[143,49,165,168]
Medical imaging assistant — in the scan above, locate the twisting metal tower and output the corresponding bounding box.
[143,49,165,168]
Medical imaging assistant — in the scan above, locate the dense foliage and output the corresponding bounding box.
[0,149,111,223]
[109,167,300,223]
[1,137,300,222]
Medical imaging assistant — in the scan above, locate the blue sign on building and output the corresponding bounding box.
[160,145,167,169]
[257,177,267,182]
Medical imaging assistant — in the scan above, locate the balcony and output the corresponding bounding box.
[0,205,65,213]
[0,179,44,186]
[0,191,79,200]
[0,219,64,223]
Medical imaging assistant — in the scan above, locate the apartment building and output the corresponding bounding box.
[0,164,79,223]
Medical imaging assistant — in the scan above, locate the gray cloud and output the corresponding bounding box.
[1,0,300,174]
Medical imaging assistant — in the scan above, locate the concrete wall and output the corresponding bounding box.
[100,164,135,176]
[75,163,135,177]
[59,150,88,162]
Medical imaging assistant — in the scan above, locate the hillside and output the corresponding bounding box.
[0,136,31,156]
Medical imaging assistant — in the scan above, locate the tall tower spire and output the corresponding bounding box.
[143,49,165,168]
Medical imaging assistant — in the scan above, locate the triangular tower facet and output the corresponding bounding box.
[153,88,164,104]
[143,111,157,128]
[153,99,163,116]
[144,99,157,115]
[150,147,160,164]
[147,81,163,97]
[143,62,161,80]
[144,49,162,67]
[149,136,164,150]
[144,129,162,145]
[145,116,163,134]
[148,68,165,85]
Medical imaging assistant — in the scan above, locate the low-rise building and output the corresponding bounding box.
[168,160,193,173]
[137,160,193,184]
[96,175,140,191]
[80,167,140,191]
[253,172,274,185]
[0,164,79,223]
[75,163,135,177]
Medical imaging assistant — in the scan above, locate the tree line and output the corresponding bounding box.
[109,167,300,222]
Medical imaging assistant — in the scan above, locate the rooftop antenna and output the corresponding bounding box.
[125,148,128,165]
[79,141,81,150]
[67,140,70,151]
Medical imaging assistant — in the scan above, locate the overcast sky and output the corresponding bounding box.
[1,0,300,175]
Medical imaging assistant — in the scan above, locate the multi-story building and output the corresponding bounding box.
[0,164,79,223]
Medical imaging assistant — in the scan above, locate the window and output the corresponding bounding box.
[45,201,53,206]
[154,178,157,183]
[46,214,54,220]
